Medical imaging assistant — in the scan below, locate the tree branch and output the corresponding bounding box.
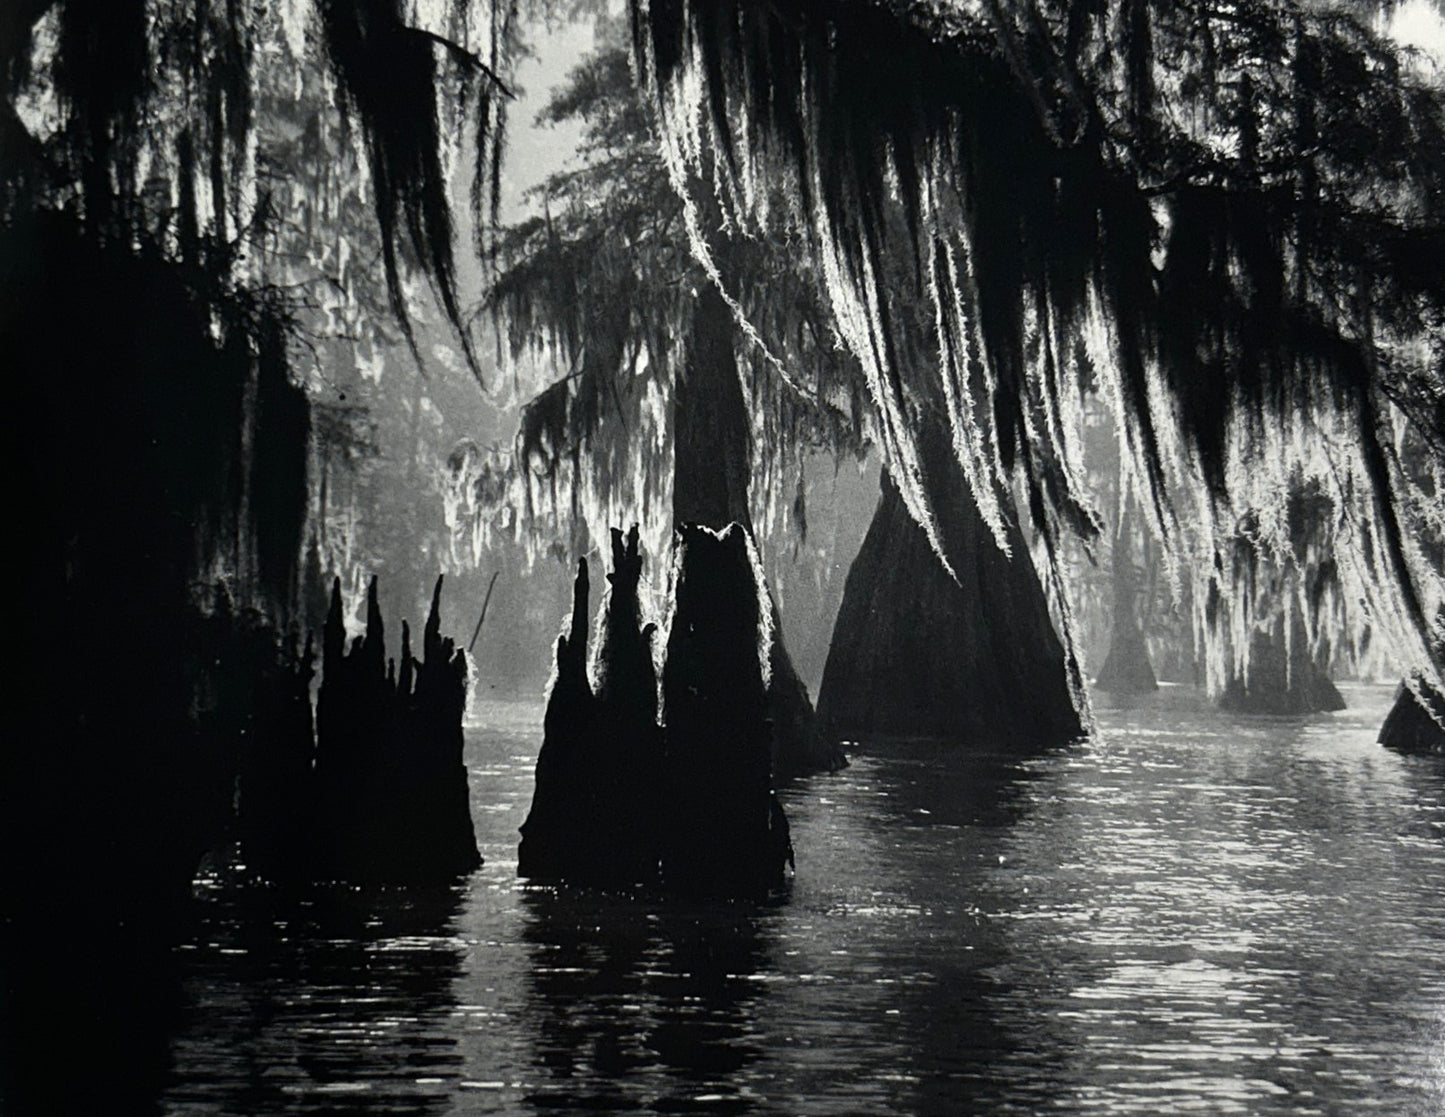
[405,27,515,98]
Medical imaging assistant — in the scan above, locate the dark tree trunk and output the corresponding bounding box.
[235,631,317,884]
[1379,679,1445,754]
[1379,606,1445,753]
[518,527,665,887]
[517,559,596,881]
[1218,614,1345,715]
[2,215,309,932]
[2,217,318,1112]
[308,575,482,881]
[1094,506,1158,693]
[674,285,841,775]
[661,524,793,897]
[816,420,1084,748]
[519,524,788,895]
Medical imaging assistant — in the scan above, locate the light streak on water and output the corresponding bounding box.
[160,685,1445,1115]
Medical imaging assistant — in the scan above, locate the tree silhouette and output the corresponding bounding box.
[471,33,860,773]
[1,0,514,990]
[630,0,1445,701]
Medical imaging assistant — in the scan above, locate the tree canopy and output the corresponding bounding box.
[461,28,864,567]
[2,0,512,375]
[627,0,1445,685]
[8,0,1445,693]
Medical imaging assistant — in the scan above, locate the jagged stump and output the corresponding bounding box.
[519,524,791,897]
[519,526,664,887]
[661,524,793,898]
[245,574,481,883]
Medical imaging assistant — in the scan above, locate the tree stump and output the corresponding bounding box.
[520,524,791,897]
[1379,679,1445,754]
[661,524,793,897]
[1218,618,1345,715]
[297,575,481,882]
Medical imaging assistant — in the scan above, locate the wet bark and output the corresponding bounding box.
[1218,614,1346,715]
[675,285,841,776]
[1094,507,1158,693]
[816,419,1084,748]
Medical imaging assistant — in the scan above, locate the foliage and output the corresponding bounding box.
[630,0,1445,684]
[4,0,512,378]
[455,28,867,576]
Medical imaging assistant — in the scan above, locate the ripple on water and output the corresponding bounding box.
[154,687,1445,1115]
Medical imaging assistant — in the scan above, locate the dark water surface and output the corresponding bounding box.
[158,685,1445,1115]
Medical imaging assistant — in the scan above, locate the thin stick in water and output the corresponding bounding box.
[468,571,501,654]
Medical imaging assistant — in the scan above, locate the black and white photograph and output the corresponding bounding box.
[3,0,1445,1113]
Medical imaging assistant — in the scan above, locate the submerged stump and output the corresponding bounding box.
[661,524,793,898]
[519,524,791,897]
[1218,618,1345,716]
[246,574,481,883]
[237,632,317,884]
[1379,679,1445,754]
[675,285,840,778]
[590,528,666,885]
[519,527,664,887]
[518,556,598,881]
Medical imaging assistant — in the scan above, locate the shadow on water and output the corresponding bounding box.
[876,750,1081,1114]
[517,884,779,1114]
[771,744,1075,1114]
[837,735,1063,830]
[157,873,468,1116]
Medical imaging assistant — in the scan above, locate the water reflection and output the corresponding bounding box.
[783,745,1075,1114]
[517,886,777,1113]
[143,688,1445,1115]
[162,877,467,1116]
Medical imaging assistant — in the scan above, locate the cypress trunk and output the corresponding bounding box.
[518,528,666,887]
[1218,613,1345,715]
[674,285,842,775]
[1378,607,1445,753]
[1379,680,1445,754]
[660,524,794,896]
[816,420,1084,748]
[1094,506,1158,693]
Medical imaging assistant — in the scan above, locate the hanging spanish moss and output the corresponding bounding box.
[318,0,511,378]
[629,0,1445,703]
[466,38,859,773]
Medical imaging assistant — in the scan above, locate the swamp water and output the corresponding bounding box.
[154,684,1445,1115]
